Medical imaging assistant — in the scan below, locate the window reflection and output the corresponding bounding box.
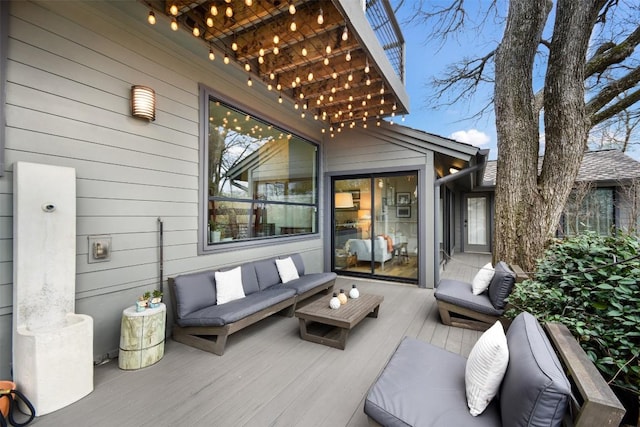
[206,97,318,244]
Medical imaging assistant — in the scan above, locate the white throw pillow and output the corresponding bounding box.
[215,266,245,305]
[472,263,495,295]
[465,320,509,416]
[275,257,300,284]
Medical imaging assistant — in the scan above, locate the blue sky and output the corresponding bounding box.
[392,1,500,158]
[390,1,640,161]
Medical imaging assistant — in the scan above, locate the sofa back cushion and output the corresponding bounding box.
[173,270,217,319]
[254,258,282,290]
[500,312,571,427]
[487,261,516,310]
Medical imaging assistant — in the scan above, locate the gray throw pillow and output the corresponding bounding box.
[487,261,516,310]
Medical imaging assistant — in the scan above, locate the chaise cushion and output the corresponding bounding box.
[176,287,296,327]
[435,279,504,316]
[487,262,516,310]
[173,270,217,319]
[365,337,500,427]
[500,312,571,427]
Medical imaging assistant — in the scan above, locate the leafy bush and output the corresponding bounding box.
[506,231,640,396]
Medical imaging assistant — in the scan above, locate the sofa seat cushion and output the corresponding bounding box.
[365,337,501,427]
[176,287,296,327]
[500,312,570,427]
[434,279,504,316]
[271,272,337,295]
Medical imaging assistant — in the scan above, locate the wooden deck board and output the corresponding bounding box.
[31,258,489,427]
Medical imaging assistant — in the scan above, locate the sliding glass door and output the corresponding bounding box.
[332,173,418,283]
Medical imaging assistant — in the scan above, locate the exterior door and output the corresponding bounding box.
[464,194,491,253]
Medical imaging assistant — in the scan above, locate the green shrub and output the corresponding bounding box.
[506,231,640,396]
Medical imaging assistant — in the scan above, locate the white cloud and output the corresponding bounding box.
[449,129,491,147]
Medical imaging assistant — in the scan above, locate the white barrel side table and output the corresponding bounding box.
[118,303,166,370]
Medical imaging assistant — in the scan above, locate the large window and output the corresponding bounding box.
[202,92,318,247]
[563,187,614,236]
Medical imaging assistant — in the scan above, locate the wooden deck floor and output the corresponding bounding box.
[30,254,490,427]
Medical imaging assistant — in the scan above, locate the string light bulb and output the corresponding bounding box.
[169,4,178,15]
[210,5,218,15]
[273,35,279,44]
[345,50,351,61]
[209,48,215,61]
[170,18,178,31]
[365,59,370,74]
[245,0,253,5]
[289,2,296,14]
[366,75,371,86]
[307,72,313,81]
[247,76,252,86]
[273,46,279,55]
[223,53,230,64]
[278,94,283,103]
[232,41,238,51]
[325,45,331,55]
[206,17,214,27]
[290,20,297,32]
[244,63,250,71]
[342,26,348,41]
[323,57,329,66]
[317,8,324,25]
[226,6,233,17]
[192,26,200,37]
[147,11,156,25]
[301,47,308,56]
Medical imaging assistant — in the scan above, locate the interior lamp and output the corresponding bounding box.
[131,85,156,121]
[335,192,354,209]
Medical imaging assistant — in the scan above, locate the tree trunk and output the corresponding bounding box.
[494,0,603,271]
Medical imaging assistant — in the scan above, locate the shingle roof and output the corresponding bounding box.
[482,150,640,187]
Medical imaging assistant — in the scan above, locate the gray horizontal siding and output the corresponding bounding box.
[0,0,326,378]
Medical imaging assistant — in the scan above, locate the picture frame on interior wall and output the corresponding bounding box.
[396,192,410,206]
[396,206,411,218]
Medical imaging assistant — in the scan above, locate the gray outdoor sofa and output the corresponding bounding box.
[168,253,336,355]
[364,311,625,427]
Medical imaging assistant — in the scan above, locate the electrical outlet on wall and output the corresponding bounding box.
[88,235,111,263]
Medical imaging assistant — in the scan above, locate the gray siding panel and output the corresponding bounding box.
[0,0,324,377]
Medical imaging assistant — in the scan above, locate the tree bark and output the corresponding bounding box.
[494,0,603,271]
[493,0,551,270]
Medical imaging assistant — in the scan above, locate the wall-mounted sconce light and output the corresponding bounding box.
[130,85,156,121]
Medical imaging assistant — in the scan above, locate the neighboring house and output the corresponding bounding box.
[0,1,485,378]
[473,150,640,254]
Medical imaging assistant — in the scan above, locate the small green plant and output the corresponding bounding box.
[506,231,640,397]
[152,289,163,299]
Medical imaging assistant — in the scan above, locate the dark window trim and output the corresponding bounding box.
[198,83,320,254]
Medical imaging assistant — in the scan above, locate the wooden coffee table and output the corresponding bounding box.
[294,293,384,350]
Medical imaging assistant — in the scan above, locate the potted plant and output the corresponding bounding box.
[135,292,150,312]
[209,220,222,243]
[150,289,163,308]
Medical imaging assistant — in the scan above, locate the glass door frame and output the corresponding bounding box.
[331,172,419,284]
